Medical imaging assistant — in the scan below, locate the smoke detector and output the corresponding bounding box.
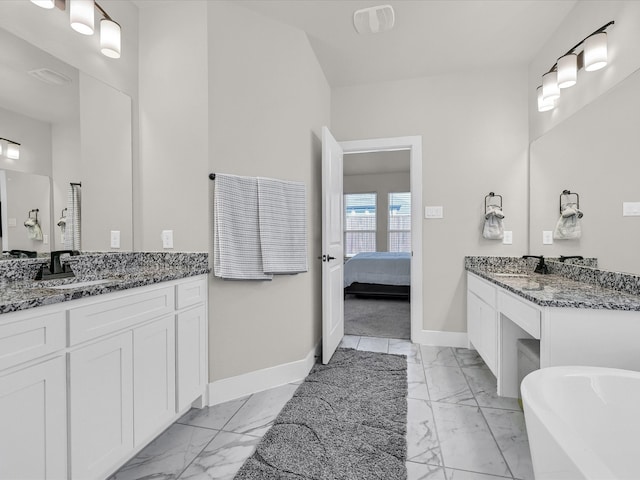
[353,4,395,34]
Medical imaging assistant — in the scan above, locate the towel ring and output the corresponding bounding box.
[485,192,503,214]
[28,209,39,222]
[559,190,581,214]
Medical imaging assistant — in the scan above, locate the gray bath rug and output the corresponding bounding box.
[345,297,411,339]
[234,348,408,479]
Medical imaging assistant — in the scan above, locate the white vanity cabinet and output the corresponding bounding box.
[466,274,498,375]
[0,273,209,480]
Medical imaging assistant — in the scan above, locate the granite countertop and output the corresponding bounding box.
[467,267,640,312]
[0,265,209,315]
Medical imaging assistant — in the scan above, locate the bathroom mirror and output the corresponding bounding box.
[529,67,640,275]
[0,169,52,255]
[0,26,133,253]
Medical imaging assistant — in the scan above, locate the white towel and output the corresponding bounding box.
[554,203,583,240]
[257,177,307,274]
[214,174,272,280]
[483,205,504,240]
[65,184,81,250]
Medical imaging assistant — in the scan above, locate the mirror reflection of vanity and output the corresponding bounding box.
[529,67,640,275]
[0,26,133,256]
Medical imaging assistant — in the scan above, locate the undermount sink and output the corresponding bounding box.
[48,279,113,290]
[492,273,530,278]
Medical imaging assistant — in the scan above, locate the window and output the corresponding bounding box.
[388,192,411,252]
[344,193,376,256]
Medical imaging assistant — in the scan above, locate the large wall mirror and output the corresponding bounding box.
[529,67,640,275]
[0,26,133,257]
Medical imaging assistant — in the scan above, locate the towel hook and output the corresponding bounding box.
[485,192,503,214]
[559,189,581,214]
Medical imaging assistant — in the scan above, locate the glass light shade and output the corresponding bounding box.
[30,0,55,8]
[542,71,560,101]
[557,54,577,88]
[70,0,94,35]
[100,19,121,58]
[6,143,20,160]
[537,86,554,112]
[584,32,608,72]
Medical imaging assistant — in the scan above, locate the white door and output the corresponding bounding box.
[321,126,345,364]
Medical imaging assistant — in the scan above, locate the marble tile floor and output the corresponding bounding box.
[110,336,533,480]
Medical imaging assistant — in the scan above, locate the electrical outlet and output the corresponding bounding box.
[623,202,640,216]
[161,230,173,249]
[110,230,121,249]
[542,230,553,245]
[43,234,49,245]
[7,218,16,227]
[502,231,513,245]
[424,206,444,219]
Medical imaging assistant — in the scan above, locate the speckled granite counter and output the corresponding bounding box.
[0,252,209,315]
[465,256,640,311]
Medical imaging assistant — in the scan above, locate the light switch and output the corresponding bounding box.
[542,230,553,245]
[43,234,49,245]
[424,206,444,219]
[110,230,121,249]
[623,202,640,216]
[7,218,16,227]
[161,230,173,249]
[502,231,513,245]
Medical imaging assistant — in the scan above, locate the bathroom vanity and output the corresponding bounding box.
[466,257,640,398]
[0,253,209,480]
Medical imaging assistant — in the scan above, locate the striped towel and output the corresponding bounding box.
[258,177,307,274]
[65,184,81,250]
[214,174,272,280]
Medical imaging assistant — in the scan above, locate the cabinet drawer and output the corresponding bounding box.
[0,310,66,370]
[468,274,496,308]
[69,286,175,345]
[176,277,207,310]
[498,291,541,338]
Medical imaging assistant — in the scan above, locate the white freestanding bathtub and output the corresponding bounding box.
[521,366,640,480]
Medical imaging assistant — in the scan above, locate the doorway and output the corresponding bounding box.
[343,150,411,339]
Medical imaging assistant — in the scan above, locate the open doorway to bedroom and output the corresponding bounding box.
[342,150,411,339]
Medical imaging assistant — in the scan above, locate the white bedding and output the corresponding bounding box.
[344,252,411,288]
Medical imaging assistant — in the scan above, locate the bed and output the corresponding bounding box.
[343,252,411,299]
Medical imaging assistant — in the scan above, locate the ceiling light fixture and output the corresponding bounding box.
[0,138,21,160]
[353,4,395,34]
[537,21,614,113]
[30,0,121,59]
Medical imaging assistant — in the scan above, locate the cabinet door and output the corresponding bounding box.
[0,356,66,480]
[468,292,498,375]
[133,315,176,446]
[176,305,207,411]
[69,332,133,480]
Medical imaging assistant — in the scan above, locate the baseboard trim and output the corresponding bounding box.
[413,329,468,348]
[207,343,320,406]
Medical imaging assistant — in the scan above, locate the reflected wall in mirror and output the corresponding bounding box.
[0,26,133,254]
[530,67,640,275]
[0,169,51,254]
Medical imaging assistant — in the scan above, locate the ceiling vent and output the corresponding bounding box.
[353,4,395,34]
[28,68,72,85]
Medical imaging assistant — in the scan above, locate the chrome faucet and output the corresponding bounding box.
[522,255,549,274]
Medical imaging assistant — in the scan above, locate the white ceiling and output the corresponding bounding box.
[344,150,410,175]
[236,0,577,87]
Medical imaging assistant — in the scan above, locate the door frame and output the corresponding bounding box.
[340,136,423,343]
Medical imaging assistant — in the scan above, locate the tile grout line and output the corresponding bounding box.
[419,345,448,480]
[454,349,517,480]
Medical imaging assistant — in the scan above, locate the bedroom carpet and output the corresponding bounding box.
[345,296,411,339]
[233,348,408,480]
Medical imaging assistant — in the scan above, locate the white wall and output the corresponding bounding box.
[343,171,410,252]
[529,1,640,141]
[332,69,529,334]
[0,107,51,176]
[207,1,330,380]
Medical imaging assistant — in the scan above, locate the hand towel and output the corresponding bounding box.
[214,174,272,280]
[65,184,81,250]
[554,203,583,239]
[257,177,307,274]
[483,205,505,240]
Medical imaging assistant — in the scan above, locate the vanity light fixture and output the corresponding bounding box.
[30,0,121,59]
[0,138,21,160]
[537,21,614,113]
